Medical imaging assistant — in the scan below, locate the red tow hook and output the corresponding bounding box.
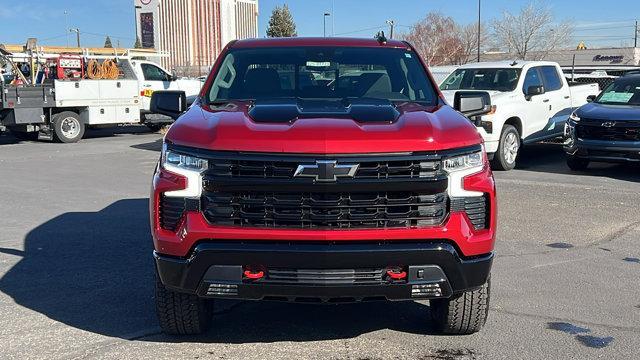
[243,266,265,280]
[386,267,407,280]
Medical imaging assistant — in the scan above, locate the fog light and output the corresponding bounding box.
[411,283,443,298]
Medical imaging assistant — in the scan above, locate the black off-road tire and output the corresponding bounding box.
[155,275,214,335]
[430,279,490,335]
[566,155,589,171]
[491,125,520,171]
[52,111,85,143]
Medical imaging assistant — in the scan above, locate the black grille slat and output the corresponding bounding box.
[450,196,489,230]
[159,196,185,231]
[202,191,448,229]
[265,268,385,285]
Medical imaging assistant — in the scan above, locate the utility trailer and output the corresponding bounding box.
[1,79,141,142]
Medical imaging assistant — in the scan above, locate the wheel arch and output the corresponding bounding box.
[503,117,523,138]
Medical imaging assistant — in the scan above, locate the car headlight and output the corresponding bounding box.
[162,144,208,172]
[443,150,483,173]
[569,111,580,122]
[161,143,207,198]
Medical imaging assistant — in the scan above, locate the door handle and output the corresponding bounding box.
[564,96,570,99]
[543,99,550,103]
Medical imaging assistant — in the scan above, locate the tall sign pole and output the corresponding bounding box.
[477,0,481,62]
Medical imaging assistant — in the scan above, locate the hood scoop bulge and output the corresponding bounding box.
[247,98,400,123]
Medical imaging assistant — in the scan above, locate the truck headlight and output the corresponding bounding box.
[161,143,207,198]
[443,150,483,173]
[162,144,208,171]
[569,111,580,122]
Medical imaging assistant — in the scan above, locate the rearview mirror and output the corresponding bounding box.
[454,91,492,118]
[150,90,187,120]
[525,85,545,100]
[586,95,596,103]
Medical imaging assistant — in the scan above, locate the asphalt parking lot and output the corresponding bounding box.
[0,127,639,360]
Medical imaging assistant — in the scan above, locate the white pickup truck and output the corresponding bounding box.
[441,61,600,170]
[0,58,201,142]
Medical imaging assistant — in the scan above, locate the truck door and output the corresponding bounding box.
[521,67,549,140]
[539,65,571,139]
[139,63,178,110]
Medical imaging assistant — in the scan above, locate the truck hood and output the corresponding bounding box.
[165,100,482,154]
[441,90,514,107]
[576,102,640,121]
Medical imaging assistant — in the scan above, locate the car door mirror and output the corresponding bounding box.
[150,90,187,119]
[453,91,492,118]
[525,85,545,100]
[586,95,596,103]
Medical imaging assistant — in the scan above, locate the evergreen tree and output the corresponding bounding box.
[104,36,113,48]
[134,36,142,49]
[266,4,297,37]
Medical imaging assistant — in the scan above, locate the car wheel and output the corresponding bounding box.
[566,156,589,171]
[430,278,490,335]
[491,125,520,171]
[52,111,85,143]
[155,273,214,335]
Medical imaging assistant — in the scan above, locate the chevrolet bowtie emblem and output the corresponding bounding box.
[294,160,359,182]
[601,121,616,128]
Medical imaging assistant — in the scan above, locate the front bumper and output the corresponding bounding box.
[155,241,493,302]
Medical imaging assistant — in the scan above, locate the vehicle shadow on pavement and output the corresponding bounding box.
[0,199,442,342]
[514,142,640,182]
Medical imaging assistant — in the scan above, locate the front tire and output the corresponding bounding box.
[155,275,213,335]
[491,125,520,171]
[52,111,85,143]
[566,156,589,171]
[430,279,490,334]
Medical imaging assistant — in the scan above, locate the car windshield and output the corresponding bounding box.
[441,68,521,91]
[596,78,640,105]
[206,47,437,105]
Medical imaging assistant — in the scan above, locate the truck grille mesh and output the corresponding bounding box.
[576,121,640,142]
[201,191,448,229]
[263,268,386,285]
[159,196,185,231]
[450,196,489,230]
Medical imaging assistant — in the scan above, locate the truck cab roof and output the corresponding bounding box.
[456,60,559,70]
[230,37,410,49]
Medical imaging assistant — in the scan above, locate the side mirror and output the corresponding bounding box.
[525,85,545,100]
[454,91,492,118]
[150,90,187,120]
[586,95,596,103]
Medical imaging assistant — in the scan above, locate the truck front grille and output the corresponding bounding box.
[576,121,640,142]
[264,268,386,285]
[201,191,448,229]
[162,145,484,230]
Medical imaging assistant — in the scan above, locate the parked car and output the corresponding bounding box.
[149,37,497,335]
[564,74,640,170]
[441,61,600,170]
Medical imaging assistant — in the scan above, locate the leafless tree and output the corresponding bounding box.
[459,22,490,64]
[402,13,464,66]
[492,1,573,60]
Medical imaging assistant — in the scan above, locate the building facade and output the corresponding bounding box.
[134,0,258,73]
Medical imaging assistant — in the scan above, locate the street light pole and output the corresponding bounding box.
[323,13,331,37]
[386,20,395,39]
[70,28,81,48]
[477,0,481,62]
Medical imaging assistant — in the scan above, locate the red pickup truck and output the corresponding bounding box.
[150,37,496,335]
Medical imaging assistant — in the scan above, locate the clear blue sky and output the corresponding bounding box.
[0,0,638,48]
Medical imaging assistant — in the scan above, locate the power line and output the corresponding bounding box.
[334,25,385,36]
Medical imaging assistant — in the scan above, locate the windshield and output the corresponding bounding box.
[596,78,640,105]
[206,47,437,104]
[441,68,521,92]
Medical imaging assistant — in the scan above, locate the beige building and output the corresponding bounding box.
[134,0,258,73]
